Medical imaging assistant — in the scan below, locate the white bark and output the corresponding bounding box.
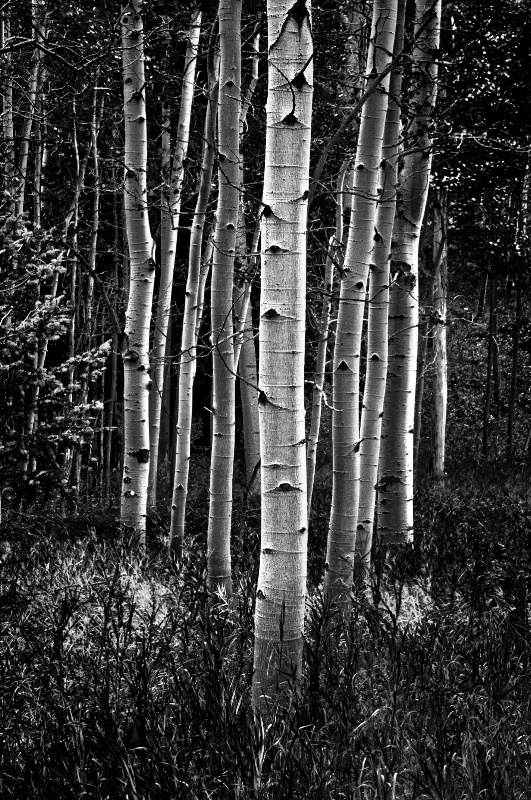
[1,8,15,210]
[120,0,155,544]
[252,0,313,713]
[378,0,441,543]
[207,0,242,596]
[306,163,347,516]
[431,186,447,482]
[234,219,260,495]
[355,0,406,577]
[169,42,219,558]
[324,0,397,608]
[14,0,46,220]
[148,10,201,506]
[71,90,104,501]
[239,295,260,494]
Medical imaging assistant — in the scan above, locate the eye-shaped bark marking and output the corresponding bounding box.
[262,308,281,319]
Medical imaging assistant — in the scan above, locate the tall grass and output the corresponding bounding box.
[1,487,530,798]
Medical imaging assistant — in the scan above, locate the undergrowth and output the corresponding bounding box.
[0,484,530,799]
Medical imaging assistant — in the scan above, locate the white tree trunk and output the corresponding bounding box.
[1,8,15,210]
[120,0,155,544]
[324,0,397,608]
[378,0,441,543]
[252,0,313,713]
[169,40,219,558]
[306,159,346,516]
[148,10,201,506]
[14,0,46,220]
[239,297,260,494]
[355,0,406,578]
[207,0,242,596]
[432,186,448,483]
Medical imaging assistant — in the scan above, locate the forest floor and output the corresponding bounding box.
[1,470,531,799]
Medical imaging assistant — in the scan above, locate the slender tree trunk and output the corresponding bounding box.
[14,0,46,220]
[238,298,260,495]
[306,163,347,516]
[306,236,335,517]
[252,0,313,715]
[432,186,448,483]
[341,5,369,211]
[120,1,155,544]
[482,274,498,457]
[1,7,15,208]
[169,34,219,558]
[72,90,104,501]
[206,0,242,596]
[413,311,429,478]
[233,37,261,497]
[378,0,441,544]
[476,272,488,318]
[234,220,261,495]
[507,279,521,460]
[33,86,43,228]
[355,0,406,578]
[149,10,201,506]
[324,0,398,608]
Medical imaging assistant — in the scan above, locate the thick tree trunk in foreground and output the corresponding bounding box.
[252,0,313,714]
[324,0,397,608]
[206,0,242,596]
[148,10,201,506]
[120,0,155,544]
[378,0,441,544]
[355,0,406,578]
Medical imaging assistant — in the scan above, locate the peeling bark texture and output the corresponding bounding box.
[432,186,448,483]
[148,10,201,507]
[120,0,155,545]
[378,0,441,544]
[207,0,242,597]
[355,0,406,580]
[169,40,219,559]
[324,0,398,609]
[252,0,313,715]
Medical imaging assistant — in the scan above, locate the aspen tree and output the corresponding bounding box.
[120,0,155,544]
[206,0,242,596]
[234,221,261,495]
[1,6,15,208]
[355,0,406,577]
[238,298,260,493]
[378,0,441,542]
[233,36,261,496]
[324,0,397,608]
[148,10,201,506]
[169,32,219,558]
[72,88,105,500]
[432,186,448,482]
[306,164,347,516]
[14,0,46,220]
[413,238,432,478]
[252,0,313,712]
